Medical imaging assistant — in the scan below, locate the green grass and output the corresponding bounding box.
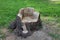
[49,33,60,40]
[0,30,6,40]
[0,0,60,40]
[42,16,60,40]
[0,0,60,27]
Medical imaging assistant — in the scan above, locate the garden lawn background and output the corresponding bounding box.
[0,0,60,40]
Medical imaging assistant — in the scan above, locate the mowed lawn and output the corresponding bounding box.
[0,0,60,40]
[0,0,60,27]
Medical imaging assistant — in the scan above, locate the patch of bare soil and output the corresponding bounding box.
[6,34,17,40]
[1,22,54,40]
[2,16,59,40]
[0,28,8,34]
[4,30,52,40]
[1,23,53,40]
[0,25,53,40]
[1,21,59,40]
